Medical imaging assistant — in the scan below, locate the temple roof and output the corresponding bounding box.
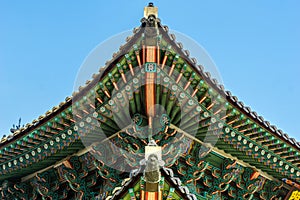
[0,3,299,189]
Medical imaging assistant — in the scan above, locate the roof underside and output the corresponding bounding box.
[0,16,299,189]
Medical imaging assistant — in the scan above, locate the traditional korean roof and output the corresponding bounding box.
[0,3,299,197]
[0,135,288,199]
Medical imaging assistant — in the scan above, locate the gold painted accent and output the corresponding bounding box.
[158,191,162,200]
[214,108,223,115]
[121,73,127,83]
[250,171,260,180]
[157,45,160,65]
[104,90,111,98]
[184,81,191,90]
[176,73,183,83]
[220,112,232,120]
[144,4,158,18]
[168,64,175,76]
[191,88,198,97]
[141,190,145,200]
[96,97,103,104]
[206,101,215,110]
[62,160,73,169]
[161,55,168,69]
[112,82,119,90]
[129,63,134,76]
[146,191,158,199]
[199,96,207,104]
[147,46,156,62]
[288,190,300,200]
[136,52,142,68]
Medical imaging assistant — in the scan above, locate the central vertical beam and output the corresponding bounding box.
[145,191,159,200]
[145,46,156,129]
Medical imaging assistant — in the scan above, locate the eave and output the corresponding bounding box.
[0,17,299,187]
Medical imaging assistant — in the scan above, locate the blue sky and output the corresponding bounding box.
[0,1,299,141]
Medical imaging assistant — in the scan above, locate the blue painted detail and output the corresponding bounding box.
[145,62,157,73]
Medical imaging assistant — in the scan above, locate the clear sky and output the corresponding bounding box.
[0,1,299,141]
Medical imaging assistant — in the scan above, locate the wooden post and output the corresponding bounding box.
[145,46,156,130]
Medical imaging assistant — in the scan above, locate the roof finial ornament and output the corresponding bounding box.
[144,2,158,19]
[10,117,24,133]
[139,140,165,192]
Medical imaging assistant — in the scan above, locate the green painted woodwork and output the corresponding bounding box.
[1,40,299,181]
[0,12,298,200]
[0,141,289,199]
[119,177,187,200]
